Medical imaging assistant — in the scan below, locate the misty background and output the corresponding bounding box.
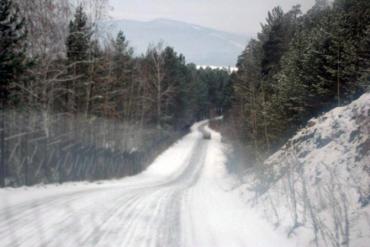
[109,0,316,35]
[104,0,316,66]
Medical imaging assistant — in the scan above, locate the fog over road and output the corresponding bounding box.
[0,121,293,247]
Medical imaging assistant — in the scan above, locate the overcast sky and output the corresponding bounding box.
[109,0,316,35]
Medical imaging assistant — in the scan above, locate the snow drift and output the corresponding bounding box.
[243,93,370,247]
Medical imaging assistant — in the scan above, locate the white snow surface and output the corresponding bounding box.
[0,121,294,247]
[240,93,370,247]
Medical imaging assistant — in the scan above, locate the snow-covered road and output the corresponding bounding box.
[0,121,294,247]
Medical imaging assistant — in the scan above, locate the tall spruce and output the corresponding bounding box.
[0,0,27,187]
[0,0,27,106]
[112,31,134,119]
[66,5,92,113]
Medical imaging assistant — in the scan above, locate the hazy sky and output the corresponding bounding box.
[109,0,316,35]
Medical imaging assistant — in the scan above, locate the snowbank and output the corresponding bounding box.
[243,93,370,247]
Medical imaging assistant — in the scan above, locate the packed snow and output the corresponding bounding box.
[239,93,370,247]
[0,121,294,247]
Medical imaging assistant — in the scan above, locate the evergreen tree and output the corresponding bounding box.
[65,5,92,113]
[0,0,27,187]
[112,31,134,119]
[162,47,187,128]
[187,64,209,121]
[229,0,370,160]
[0,0,27,107]
[113,31,133,81]
[66,5,91,63]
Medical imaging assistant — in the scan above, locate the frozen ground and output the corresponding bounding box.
[0,121,294,247]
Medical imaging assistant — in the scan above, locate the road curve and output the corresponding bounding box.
[0,121,294,247]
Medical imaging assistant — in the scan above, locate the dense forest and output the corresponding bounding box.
[0,0,231,186]
[226,0,370,162]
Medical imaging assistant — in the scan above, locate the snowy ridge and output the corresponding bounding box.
[243,93,370,247]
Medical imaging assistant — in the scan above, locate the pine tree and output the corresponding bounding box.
[187,65,209,121]
[112,31,134,119]
[273,27,312,137]
[66,5,91,63]
[0,0,27,106]
[0,0,27,187]
[162,46,186,128]
[305,0,369,109]
[65,5,92,113]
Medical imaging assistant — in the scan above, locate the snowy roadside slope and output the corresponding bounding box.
[244,93,370,247]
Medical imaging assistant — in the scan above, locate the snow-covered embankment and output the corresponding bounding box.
[242,93,370,247]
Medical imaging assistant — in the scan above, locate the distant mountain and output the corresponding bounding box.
[99,18,249,67]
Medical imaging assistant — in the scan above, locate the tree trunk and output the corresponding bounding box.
[261,83,270,152]
[23,111,29,186]
[337,48,341,107]
[0,108,5,187]
[156,66,162,128]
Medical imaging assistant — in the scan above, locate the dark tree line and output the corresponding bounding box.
[0,0,231,187]
[228,0,370,162]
